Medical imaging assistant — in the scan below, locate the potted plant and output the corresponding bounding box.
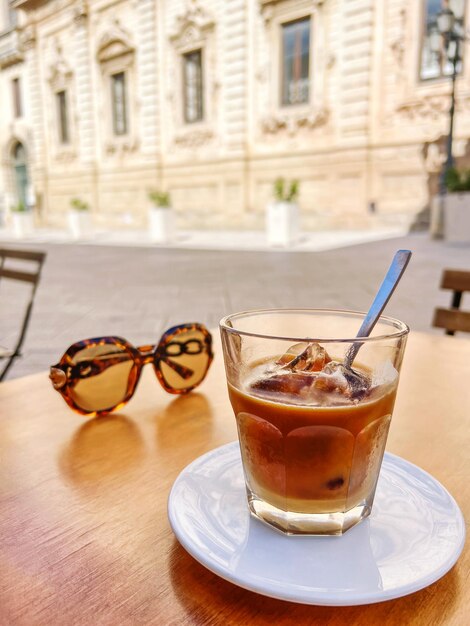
[148,190,174,243]
[444,167,470,243]
[68,197,91,239]
[10,201,34,238]
[266,178,300,247]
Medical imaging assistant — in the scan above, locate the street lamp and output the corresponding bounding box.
[432,1,466,210]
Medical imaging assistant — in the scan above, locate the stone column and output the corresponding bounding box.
[136,0,159,157]
[222,0,247,155]
[73,2,98,212]
[20,24,46,219]
[339,0,374,139]
[73,3,95,162]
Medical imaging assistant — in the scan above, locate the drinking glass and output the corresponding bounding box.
[220,309,409,535]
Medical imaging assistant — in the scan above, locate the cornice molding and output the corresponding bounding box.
[260,0,326,25]
[11,0,45,9]
[170,0,214,47]
[97,19,134,63]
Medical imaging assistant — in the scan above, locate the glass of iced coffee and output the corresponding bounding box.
[220,309,409,536]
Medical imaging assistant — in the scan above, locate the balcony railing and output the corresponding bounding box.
[0,28,23,69]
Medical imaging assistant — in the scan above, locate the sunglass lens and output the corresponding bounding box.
[157,328,211,392]
[68,342,136,413]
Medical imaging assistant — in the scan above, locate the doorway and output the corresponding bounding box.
[12,142,29,207]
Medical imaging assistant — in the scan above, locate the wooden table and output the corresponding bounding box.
[0,332,468,625]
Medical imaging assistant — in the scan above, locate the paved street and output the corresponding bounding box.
[1,232,469,379]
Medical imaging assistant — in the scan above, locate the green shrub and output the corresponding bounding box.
[273,177,300,203]
[10,201,27,213]
[148,190,171,207]
[445,167,470,193]
[70,197,89,211]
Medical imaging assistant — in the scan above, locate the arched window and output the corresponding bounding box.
[13,142,26,165]
[12,142,29,207]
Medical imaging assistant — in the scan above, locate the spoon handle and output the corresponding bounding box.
[344,250,412,367]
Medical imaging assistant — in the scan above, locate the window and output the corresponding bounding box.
[183,50,203,123]
[111,71,128,136]
[12,77,22,118]
[56,90,69,144]
[281,18,311,106]
[12,142,28,207]
[420,0,465,80]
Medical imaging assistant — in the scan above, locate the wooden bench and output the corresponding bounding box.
[433,269,470,335]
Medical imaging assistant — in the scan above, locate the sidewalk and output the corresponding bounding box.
[0,225,408,252]
[2,230,469,382]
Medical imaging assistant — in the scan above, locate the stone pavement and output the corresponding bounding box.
[1,231,469,380]
[0,225,406,252]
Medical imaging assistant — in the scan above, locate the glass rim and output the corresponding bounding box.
[219,308,410,344]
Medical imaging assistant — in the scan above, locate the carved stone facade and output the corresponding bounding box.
[1,0,470,230]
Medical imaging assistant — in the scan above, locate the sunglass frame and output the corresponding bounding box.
[49,323,213,417]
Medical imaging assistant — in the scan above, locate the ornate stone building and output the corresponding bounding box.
[0,0,468,230]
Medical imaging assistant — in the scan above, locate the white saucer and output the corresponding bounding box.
[168,442,465,606]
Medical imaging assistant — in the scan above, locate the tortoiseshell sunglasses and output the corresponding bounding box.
[50,323,213,417]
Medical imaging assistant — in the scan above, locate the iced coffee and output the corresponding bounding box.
[220,310,408,535]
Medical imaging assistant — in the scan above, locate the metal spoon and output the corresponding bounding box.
[344,249,412,368]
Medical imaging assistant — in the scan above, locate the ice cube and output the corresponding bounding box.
[314,361,371,400]
[372,359,398,387]
[277,342,331,373]
[250,372,314,397]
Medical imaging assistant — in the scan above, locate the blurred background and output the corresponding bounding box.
[1,0,468,231]
[0,0,469,379]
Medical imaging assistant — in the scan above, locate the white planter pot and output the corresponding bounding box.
[266,201,299,247]
[11,211,34,238]
[445,193,470,244]
[68,210,91,239]
[149,207,174,243]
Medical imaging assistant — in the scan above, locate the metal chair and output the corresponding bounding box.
[433,269,470,335]
[0,248,46,381]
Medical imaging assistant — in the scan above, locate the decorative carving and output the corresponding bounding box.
[105,138,139,155]
[48,43,73,89]
[423,134,470,174]
[396,97,448,120]
[170,0,215,44]
[260,0,326,23]
[97,19,134,63]
[19,24,36,50]
[390,8,407,68]
[423,142,445,174]
[174,129,214,147]
[73,0,89,26]
[260,4,274,24]
[261,108,329,135]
